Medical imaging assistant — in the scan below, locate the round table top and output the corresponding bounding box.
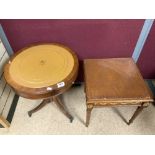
[8,44,76,88]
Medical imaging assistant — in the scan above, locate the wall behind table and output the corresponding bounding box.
[137,22,155,79]
[0,19,144,81]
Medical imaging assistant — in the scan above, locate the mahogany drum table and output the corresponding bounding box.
[4,43,79,122]
[84,58,154,127]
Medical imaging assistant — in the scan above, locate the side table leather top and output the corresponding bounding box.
[9,44,74,88]
[84,58,154,127]
[4,43,78,99]
[4,43,79,122]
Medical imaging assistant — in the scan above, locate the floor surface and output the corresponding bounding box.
[0,85,155,135]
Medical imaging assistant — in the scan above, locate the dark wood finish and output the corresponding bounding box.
[128,103,145,125]
[4,43,79,122]
[28,99,51,117]
[53,96,73,122]
[28,96,73,122]
[86,105,93,127]
[84,58,154,127]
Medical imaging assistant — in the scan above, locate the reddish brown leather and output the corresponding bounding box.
[84,58,153,104]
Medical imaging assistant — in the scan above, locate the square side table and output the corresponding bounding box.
[84,58,154,127]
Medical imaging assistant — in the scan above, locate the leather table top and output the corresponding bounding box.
[9,44,74,88]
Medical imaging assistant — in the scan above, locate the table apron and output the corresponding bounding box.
[86,102,151,108]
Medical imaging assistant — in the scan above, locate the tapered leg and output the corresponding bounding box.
[53,96,74,123]
[128,104,145,125]
[86,104,93,127]
[28,99,51,117]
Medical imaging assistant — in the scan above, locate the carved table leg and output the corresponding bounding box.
[52,96,74,123]
[128,103,146,125]
[28,98,51,117]
[86,104,93,127]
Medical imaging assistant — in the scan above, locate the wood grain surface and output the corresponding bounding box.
[84,58,153,104]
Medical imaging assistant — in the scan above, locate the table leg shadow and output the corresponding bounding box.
[111,107,128,124]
